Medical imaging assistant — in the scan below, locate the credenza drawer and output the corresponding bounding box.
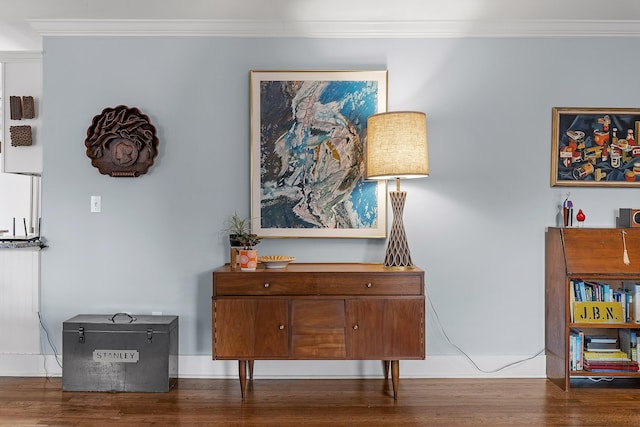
[214,271,424,296]
[215,275,316,295]
[318,275,423,296]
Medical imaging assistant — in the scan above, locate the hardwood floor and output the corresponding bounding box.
[2,376,640,426]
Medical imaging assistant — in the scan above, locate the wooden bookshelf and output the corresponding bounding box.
[546,227,640,390]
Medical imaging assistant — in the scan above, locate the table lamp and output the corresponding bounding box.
[366,111,429,268]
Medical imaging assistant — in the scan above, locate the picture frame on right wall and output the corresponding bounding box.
[551,107,640,187]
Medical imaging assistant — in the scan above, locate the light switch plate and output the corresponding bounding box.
[90,196,101,213]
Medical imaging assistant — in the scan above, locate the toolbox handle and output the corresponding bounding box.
[110,312,137,323]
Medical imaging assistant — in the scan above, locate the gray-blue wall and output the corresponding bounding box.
[41,36,640,367]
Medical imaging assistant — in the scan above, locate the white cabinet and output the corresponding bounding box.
[0,248,40,354]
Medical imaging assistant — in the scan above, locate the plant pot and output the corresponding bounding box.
[238,249,258,271]
[229,234,245,268]
[229,234,243,247]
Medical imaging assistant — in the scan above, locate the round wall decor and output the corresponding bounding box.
[85,105,159,177]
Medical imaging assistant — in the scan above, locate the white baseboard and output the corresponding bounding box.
[0,354,62,377]
[0,353,545,379]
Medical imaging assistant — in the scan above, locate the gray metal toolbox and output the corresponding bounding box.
[62,313,178,392]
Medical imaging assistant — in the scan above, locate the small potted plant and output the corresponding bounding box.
[236,232,261,271]
[224,212,251,247]
[223,213,261,270]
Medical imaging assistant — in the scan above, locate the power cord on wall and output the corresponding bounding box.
[37,311,62,376]
[425,285,545,374]
[35,291,543,377]
[587,377,614,383]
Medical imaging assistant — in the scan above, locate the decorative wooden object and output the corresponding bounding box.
[10,125,32,147]
[212,263,425,399]
[546,227,640,390]
[22,96,35,119]
[10,96,22,120]
[84,105,159,177]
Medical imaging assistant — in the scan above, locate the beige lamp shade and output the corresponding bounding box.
[365,111,429,179]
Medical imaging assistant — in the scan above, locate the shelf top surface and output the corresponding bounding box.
[213,262,425,275]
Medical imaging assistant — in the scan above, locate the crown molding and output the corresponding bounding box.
[27,18,640,38]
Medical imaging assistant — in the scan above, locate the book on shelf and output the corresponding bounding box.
[619,329,639,361]
[583,361,632,367]
[584,356,639,371]
[586,336,617,343]
[572,280,587,302]
[583,333,618,350]
[569,328,584,371]
[623,282,640,323]
[584,362,639,372]
[586,341,618,352]
[584,360,638,368]
[586,347,623,352]
[583,350,630,361]
[585,335,617,347]
[572,281,615,303]
[569,280,635,323]
[570,283,576,323]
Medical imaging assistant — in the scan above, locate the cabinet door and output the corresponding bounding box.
[214,299,289,358]
[290,299,346,358]
[346,298,424,359]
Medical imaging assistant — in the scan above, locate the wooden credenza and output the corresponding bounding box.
[212,263,425,399]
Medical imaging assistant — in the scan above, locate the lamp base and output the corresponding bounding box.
[383,264,417,271]
[384,191,413,268]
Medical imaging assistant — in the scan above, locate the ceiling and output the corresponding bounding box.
[2,0,640,51]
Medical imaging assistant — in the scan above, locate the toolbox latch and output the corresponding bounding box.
[78,327,85,343]
[146,328,153,343]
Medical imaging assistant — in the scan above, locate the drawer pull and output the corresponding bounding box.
[353,324,359,330]
[279,325,285,330]
[366,282,372,288]
[264,283,270,288]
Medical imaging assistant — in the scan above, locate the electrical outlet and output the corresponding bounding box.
[91,196,101,213]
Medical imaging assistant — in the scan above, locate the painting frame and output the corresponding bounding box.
[250,70,388,238]
[551,107,640,187]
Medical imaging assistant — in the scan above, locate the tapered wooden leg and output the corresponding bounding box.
[248,360,254,380]
[391,360,399,400]
[238,360,247,398]
[383,360,390,379]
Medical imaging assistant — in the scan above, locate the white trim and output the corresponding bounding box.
[26,18,640,38]
[0,51,42,61]
[0,354,545,378]
[0,354,59,377]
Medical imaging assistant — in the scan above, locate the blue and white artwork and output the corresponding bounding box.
[251,71,387,238]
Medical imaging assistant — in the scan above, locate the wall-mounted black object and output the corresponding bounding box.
[85,105,159,177]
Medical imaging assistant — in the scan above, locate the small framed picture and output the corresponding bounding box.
[551,107,640,187]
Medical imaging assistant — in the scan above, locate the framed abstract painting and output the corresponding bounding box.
[250,70,388,238]
[551,107,640,187]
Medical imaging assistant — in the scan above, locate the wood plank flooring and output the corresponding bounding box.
[2,377,640,426]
